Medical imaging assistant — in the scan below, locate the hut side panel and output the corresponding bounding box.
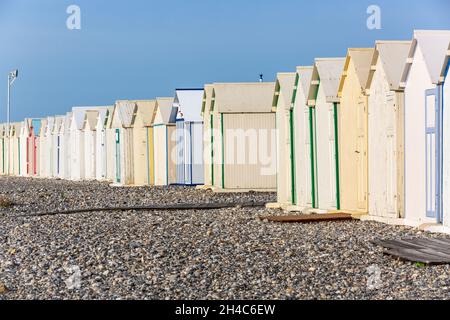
[222,113,276,190]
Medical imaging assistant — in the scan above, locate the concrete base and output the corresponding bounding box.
[196,185,211,190]
[265,202,283,209]
[360,214,450,235]
[211,187,276,193]
[284,205,305,212]
[360,214,407,225]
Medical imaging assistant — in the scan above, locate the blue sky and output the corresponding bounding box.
[0,0,449,121]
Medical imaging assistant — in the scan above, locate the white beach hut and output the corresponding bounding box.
[363,41,411,223]
[201,85,214,188]
[58,112,72,180]
[19,120,30,177]
[105,109,116,182]
[442,42,450,232]
[95,107,113,181]
[110,101,135,185]
[38,118,48,178]
[9,123,22,176]
[52,116,64,178]
[69,108,90,181]
[43,117,55,178]
[400,30,450,227]
[0,125,5,175]
[152,97,177,186]
[38,119,48,178]
[174,89,205,185]
[83,110,99,180]
[289,67,314,211]
[272,73,296,206]
[307,58,345,212]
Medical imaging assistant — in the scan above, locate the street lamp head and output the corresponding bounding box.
[10,70,18,78]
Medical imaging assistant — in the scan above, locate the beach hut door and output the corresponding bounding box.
[115,129,121,183]
[425,88,442,221]
[356,97,367,210]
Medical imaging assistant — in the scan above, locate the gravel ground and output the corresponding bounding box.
[0,176,450,300]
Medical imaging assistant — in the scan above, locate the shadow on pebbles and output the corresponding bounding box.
[0,176,449,300]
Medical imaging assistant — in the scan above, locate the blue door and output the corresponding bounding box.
[425,88,442,222]
[176,120,185,184]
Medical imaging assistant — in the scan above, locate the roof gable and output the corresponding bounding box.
[273,73,296,110]
[294,66,313,106]
[440,41,450,82]
[174,89,204,122]
[132,100,157,127]
[308,59,344,105]
[338,48,375,96]
[154,97,176,125]
[212,82,275,113]
[401,30,450,86]
[201,84,214,115]
[366,41,411,91]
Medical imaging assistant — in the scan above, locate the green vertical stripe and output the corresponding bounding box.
[211,113,214,186]
[18,138,21,175]
[334,103,341,210]
[309,107,316,209]
[146,127,150,185]
[220,113,225,189]
[289,109,296,205]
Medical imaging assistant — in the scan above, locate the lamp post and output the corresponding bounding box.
[7,69,18,175]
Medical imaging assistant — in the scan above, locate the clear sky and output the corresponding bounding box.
[0,0,449,121]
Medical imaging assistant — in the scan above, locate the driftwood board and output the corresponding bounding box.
[259,213,353,223]
[372,238,450,265]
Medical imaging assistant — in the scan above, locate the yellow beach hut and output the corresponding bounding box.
[152,97,177,186]
[131,100,157,186]
[337,48,375,214]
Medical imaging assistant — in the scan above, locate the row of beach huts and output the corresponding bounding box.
[1,30,450,234]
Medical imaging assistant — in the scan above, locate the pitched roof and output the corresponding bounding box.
[273,73,296,110]
[53,116,65,134]
[338,48,375,96]
[201,84,214,115]
[133,100,157,127]
[39,119,48,136]
[212,82,275,113]
[84,111,99,130]
[96,107,113,128]
[154,97,176,125]
[45,117,55,136]
[401,30,450,86]
[307,59,344,105]
[113,101,136,128]
[366,41,411,91]
[295,66,314,106]
[174,89,204,122]
[440,41,450,82]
